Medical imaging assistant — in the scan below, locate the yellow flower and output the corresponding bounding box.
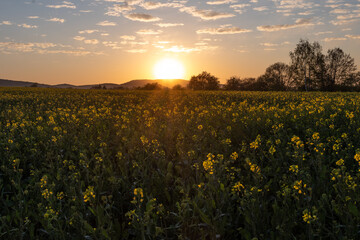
[302,208,317,224]
[336,159,344,166]
[354,153,360,163]
[198,125,203,130]
[312,132,320,141]
[133,188,144,202]
[230,152,238,160]
[289,165,299,173]
[203,153,215,174]
[232,181,244,193]
[83,186,95,203]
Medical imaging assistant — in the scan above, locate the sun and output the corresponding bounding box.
[153,58,185,79]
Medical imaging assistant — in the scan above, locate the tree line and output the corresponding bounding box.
[187,39,360,91]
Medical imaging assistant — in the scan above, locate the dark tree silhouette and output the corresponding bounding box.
[257,62,290,90]
[188,71,220,90]
[289,39,326,90]
[139,83,162,90]
[225,76,242,90]
[326,48,358,88]
[172,84,184,90]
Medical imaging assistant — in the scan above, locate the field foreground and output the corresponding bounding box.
[1,88,360,239]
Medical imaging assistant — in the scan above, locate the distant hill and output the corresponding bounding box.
[0,79,51,88]
[0,79,189,89]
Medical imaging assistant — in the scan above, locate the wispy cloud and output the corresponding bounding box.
[207,0,237,5]
[18,23,38,29]
[140,2,184,10]
[84,39,99,44]
[120,35,136,40]
[180,6,235,20]
[346,34,360,39]
[0,21,13,25]
[106,4,135,16]
[46,1,76,9]
[79,30,99,34]
[155,23,184,27]
[96,21,117,26]
[257,18,314,32]
[124,13,161,22]
[323,37,347,42]
[28,16,39,19]
[254,6,269,11]
[136,29,162,35]
[47,18,65,23]
[197,26,252,34]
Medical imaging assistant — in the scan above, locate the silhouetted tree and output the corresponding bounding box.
[139,83,162,90]
[289,39,326,90]
[225,76,242,90]
[172,84,184,90]
[188,71,220,90]
[326,47,357,88]
[258,62,290,90]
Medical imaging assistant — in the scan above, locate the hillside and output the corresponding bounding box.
[0,79,189,89]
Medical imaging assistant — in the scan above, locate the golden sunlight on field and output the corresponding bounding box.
[153,58,185,80]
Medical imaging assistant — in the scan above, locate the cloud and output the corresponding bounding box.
[155,23,184,27]
[0,21,12,25]
[346,34,360,39]
[47,18,65,23]
[136,29,162,35]
[106,4,135,16]
[261,41,290,47]
[74,36,85,41]
[254,6,269,11]
[124,13,161,22]
[257,18,314,32]
[197,26,252,34]
[330,9,350,14]
[314,31,333,35]
[18,23,38,29]
[84,39,99,44]
[206,0,237,5]
[273,0,315,10]
[79,30,99,34]
[97,21,117,26]
[180,6,235,20]
[0,42,54,53]
[330,18,359,25]
[323,37,347,42]
[163,45,200,53]
[46,1,76,9]
[140,2,183,10]
[0,41,101,56]
[104,0,143,5]
[163,45,218,53]
[102,41,122,49]
[28,16,39,19]
[120,35,136,40]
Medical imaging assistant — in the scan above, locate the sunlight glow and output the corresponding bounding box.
[153,58,185,79]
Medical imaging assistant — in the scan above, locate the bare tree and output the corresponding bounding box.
[289,39,326,90]
[326,48,357,88]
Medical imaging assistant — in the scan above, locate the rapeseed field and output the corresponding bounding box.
[1,88,360,239]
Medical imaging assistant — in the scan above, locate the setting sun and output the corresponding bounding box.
[153,58,185,80]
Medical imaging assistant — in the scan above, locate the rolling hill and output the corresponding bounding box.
[0,79,189,89]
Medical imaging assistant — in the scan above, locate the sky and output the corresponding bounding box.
[0,0,360,85]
